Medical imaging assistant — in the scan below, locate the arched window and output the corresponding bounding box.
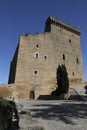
[36,53,38,58]
[34,52,39,58]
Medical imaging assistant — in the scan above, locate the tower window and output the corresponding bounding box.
[36,44,39,48]
[69,39,72,43]
[73,49,75,51]
[34,70,38,74]
[36,53,38,58]
[72,72,74,76]
[44,55,47,59]
[63,54,65,60]
[76,57,79,64]
[34,52,39,58]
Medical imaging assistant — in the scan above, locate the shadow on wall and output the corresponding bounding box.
[38,95,60,100]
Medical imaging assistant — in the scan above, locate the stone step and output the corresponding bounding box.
[68,88,85,101]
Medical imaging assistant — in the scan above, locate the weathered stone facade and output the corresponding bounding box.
[8,16,84,99]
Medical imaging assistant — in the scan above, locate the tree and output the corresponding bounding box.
[57,64,69,95]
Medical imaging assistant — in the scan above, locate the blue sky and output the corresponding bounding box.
[0,0,87,84]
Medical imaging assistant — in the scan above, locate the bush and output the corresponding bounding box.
[0,97,14,130]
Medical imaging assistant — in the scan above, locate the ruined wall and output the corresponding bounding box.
[0,85,12,98]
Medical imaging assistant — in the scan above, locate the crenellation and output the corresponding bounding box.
[45,16,80,35]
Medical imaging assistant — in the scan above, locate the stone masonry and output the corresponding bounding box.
[8,16,84,99]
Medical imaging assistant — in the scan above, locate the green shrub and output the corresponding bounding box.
[0,97,14,130]
[0,97,13,118]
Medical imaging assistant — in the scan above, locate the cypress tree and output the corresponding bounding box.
[57,64,69,94]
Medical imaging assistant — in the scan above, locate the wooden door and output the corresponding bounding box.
[29,91,35,99]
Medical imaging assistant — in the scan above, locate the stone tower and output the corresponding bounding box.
[8,16,84,99]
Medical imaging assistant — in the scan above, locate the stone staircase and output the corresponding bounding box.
[68,88,85,101]
[68,84,87,101]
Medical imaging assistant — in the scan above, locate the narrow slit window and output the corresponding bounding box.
[69,39,72,43]
[63,54,65,60]
[44,55,47,59]
[72,72,74,76]
[76,57,79,64]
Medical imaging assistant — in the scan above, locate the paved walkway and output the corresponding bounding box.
[17,100,87,130]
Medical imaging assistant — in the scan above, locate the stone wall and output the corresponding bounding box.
[0,84,12,98]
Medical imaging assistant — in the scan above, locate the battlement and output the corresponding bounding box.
[45,16,80,35]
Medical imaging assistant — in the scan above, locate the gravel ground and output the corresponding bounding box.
[16,100,87,130]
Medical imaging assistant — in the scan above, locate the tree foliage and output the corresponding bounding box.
[0,97,17,130]
[57,64,69,94]
[51,64,69,96]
